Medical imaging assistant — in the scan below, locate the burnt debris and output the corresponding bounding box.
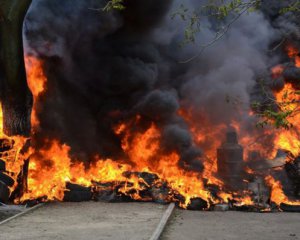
[0,181,10,203]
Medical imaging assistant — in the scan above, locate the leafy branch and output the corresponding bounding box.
[89,0,125,12]
[171,0,260,63]
[102,0,125,11]
[172,0,299,63]
[281,0,300,13]
[252,79,300,129]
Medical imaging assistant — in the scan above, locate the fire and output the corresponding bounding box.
[239,195,254,206]
[296,56,300,68]
[0,104,27,192]
[0,104,3,135]
[18,52,300,209]
[177,108,225,186]
[20,59,214,206]
[273,83,300,156]
[21,141,72,201]
[25,56,47,128]
[120,122,160,168]
[25,56,46,97]
[21,120,212,206]
[265,175,300,206]
[286,45,300,68]
[268,45,300,157]
[0,51,298,209]
[115,121,212,205]
[271,64,284,79]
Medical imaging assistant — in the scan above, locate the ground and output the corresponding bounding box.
[1,202,300,240]
[0,202,167,240]
[162,210,300,240]
[0,205,24,221]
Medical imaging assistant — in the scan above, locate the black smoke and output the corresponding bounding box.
[24,0,300,172]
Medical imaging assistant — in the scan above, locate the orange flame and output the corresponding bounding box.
[20,59,215,206]
[265,175,300,206]
[271,65,284,79]
[9,52,300,208]
[286,45,300,68]
[25,56,47,128]
[0,104,3,135]
[0,104,27,193]
[273,83,300,156]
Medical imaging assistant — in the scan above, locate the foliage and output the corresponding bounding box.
[171,0,261,46]
[252,81,300,129]
[281,1,300,13]
[171,4,201,45]
[171,0,299,47]
[102,0,125,11]
[254,106,294,130]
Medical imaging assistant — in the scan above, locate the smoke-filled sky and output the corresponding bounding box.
[23,0,299,169]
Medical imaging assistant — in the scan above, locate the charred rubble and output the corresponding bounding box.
[1,126,300,212]
[59,130,300,212]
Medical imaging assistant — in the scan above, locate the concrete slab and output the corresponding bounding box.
[0,202,167,240]
[162,210,300,240]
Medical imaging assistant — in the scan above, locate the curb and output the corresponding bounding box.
[0,203,45,226]
[149,203,175,240]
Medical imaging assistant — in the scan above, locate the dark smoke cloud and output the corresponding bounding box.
[135,90,179,122]
[25,0,204,170]
[24,0,300,172]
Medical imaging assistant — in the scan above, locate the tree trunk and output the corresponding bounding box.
[0,0,32,136]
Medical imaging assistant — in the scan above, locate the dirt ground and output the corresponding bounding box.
[162,209,300,240]
[0,202,167,240]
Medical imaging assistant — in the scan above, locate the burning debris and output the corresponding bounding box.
[0,0,300,213]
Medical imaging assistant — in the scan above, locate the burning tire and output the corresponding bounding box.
[0,180,10,203]
[186,198,208,211]
[0,138,14,152]
[65,182,91,192]
[0,159,5,171]
[280,203,300,212]
[63,190,93,202]
[0,172,14,187]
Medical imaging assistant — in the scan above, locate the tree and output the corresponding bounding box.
[0,0,33,136]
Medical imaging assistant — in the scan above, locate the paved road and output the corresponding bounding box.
[162,210,300,240]
[2,202,300,240]
[0,202,167,240]
[0,205,24,221]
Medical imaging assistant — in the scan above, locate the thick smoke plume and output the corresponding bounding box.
[24,0,299,170]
